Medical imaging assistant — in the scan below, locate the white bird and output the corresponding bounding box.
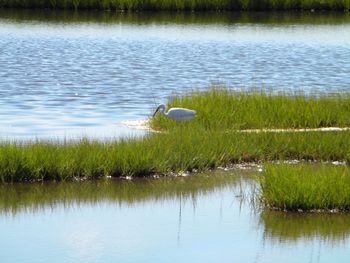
[153,104,196,121]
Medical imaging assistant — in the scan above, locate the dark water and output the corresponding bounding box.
[0,11,350,139]
[0,171,350,262]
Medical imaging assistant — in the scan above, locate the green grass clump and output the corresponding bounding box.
[0,0,349,10]
[0,130,350,182]
[150,88,350,131]
[260,164,350,211]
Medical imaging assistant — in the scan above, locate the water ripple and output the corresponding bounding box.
[0,20,349,139]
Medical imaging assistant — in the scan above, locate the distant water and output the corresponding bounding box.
[1,11,350,139]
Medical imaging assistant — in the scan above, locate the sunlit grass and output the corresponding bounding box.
[0,130,349,182]
[260,164,350,211]
[0,88,349,183]
[150,88,350,131]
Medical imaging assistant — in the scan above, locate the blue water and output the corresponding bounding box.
[1,173,350,263]
[0,14,350,139]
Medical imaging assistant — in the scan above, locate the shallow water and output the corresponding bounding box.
[0,11,350,139]
[0,171,350,262]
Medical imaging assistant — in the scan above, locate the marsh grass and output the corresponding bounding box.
[0,88,349,182]
[0,0,349,10]
[260,164,350,211]
[150,88,350,131]
[1,129,350,182]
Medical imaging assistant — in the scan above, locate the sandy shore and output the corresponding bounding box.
[122,120,350,133]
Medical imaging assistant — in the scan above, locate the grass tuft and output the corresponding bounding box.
[260,164,350,211]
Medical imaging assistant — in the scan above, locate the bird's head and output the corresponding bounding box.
[153,104,166,117]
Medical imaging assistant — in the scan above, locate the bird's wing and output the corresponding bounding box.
[168,108,195,116]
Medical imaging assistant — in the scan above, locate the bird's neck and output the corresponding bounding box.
[160,106,167,116]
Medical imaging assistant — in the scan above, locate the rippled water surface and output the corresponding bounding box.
[1,11,350,138]
[1,171,350,262]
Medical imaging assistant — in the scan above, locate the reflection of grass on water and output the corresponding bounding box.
[261,164,350,211]
[0,172,240,215]
[1,9,350,25]
[261,211,350,242]
[0,0,349,10]
[0,88,350,182]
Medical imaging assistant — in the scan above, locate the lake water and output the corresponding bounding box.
[1,171,350,262]
[2,11,350,263]
[1,11,350,139]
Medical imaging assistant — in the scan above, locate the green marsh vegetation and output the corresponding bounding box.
[0,88,349,183]
[150,89,350,211]
[260,164,350,211]
[150,89,350,131]
[0,130,350,182]
[0,0,349,10]
[1,88,350,211]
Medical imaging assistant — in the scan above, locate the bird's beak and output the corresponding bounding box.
[153,106,160,117]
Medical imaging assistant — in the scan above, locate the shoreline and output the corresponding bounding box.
[4,159,350,214]
[123,120,350,134]
[1,10,350,26]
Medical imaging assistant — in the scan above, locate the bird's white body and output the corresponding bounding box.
[166,107,196,120]
[153,104,196,121]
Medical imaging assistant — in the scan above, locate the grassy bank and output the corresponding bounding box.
[260,164,350,211]
[1,130,350,182]
[0,89,349,182]
[150,89,350,131]
[0,0,349,11]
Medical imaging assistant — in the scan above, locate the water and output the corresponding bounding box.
[0,11,350,139]
[0,171,350,262]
